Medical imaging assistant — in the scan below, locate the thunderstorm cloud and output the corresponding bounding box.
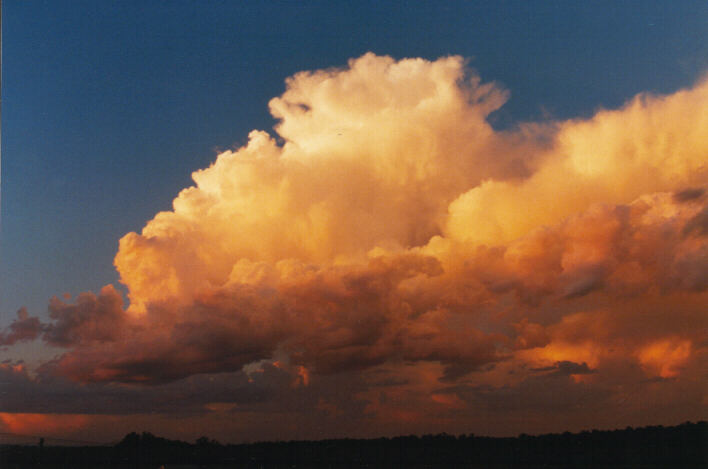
[3,54,707,439]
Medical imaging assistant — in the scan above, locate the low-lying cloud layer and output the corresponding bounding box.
[3,54,707,439]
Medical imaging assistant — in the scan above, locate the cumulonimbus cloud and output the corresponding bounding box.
[4,54,708,409]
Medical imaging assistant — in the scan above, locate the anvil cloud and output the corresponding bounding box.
[3,54,707,439]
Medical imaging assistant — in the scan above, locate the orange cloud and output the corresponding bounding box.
[2,54,707,436]
[294,366,310,387]
[431,392,466,409]
[0,413,89,436]
[446,81,708,246]
[638,339,692,378]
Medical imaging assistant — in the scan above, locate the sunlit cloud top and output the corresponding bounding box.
[2,53,707,441]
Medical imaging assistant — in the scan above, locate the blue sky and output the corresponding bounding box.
[2,1,707,323]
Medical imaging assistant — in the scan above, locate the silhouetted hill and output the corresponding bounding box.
[1,421,706,468]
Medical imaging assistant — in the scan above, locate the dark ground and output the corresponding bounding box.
[1,421,706,468]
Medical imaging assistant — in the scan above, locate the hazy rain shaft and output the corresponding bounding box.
[4,54,708,433]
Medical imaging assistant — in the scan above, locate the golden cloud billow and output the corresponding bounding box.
[4,54,708,432]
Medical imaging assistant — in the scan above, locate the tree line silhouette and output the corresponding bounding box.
[1,421,705,468]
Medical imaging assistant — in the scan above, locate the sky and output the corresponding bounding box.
[1,0,708,443]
